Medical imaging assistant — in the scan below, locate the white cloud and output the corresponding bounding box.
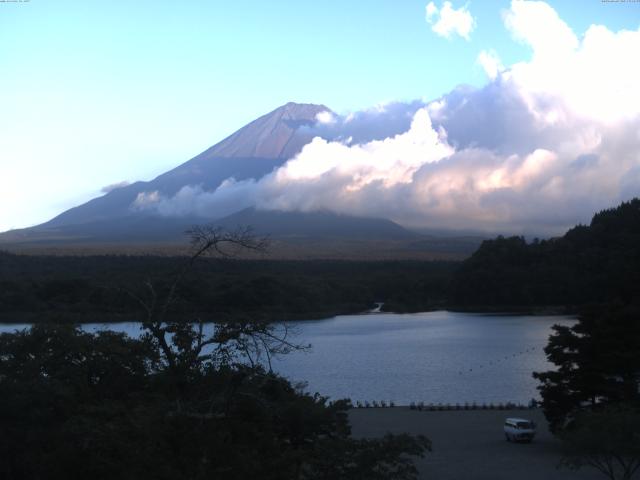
[131,182,255,219]
[101,180,130,194]
[303,100,424,145]
[501,0,640,123]
[315,110,336,125]
[426,2,438,21]
[134,1,640,235]
[425,1,475,41]
[266,108,453,190]
[132,191,161,209]
[477,50,503,80]
[503,0,578,61]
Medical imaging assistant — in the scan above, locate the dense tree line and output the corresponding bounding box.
[452,199,640,309]
[2,199,640,321]
[0,253,454,322]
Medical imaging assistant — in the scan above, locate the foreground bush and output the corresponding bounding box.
[0,324,430,480]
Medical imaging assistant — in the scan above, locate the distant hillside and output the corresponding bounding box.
[452,198,640,308]
[215,208,418,240]
[0,207,483,260]
[0,215,205,245]
[0,209,415,246]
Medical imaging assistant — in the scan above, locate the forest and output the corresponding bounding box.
[0,253,454,323]
[1,199,640,322]
[451,198,640,309]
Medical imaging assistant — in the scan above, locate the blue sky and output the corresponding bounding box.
[1,0,639,231]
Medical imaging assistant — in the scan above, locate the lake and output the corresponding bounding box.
[0,311,573,405]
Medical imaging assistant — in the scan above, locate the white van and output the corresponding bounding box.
[504,418,536,442]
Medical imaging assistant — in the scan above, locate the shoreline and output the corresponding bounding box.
[0,305,576,325]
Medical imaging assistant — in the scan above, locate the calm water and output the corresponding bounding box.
[0,311,573,405]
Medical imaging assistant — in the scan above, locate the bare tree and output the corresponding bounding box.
[125,225,305,379]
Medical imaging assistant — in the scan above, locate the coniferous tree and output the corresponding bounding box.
[534,304,640,432]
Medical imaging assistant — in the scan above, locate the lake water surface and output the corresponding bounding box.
[0,311,573,405]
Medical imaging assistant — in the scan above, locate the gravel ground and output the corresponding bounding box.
[349,408,604,480]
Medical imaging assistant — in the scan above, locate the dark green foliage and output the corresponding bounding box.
[534,305,640,478]
[0,256,455,322]
[0,324,430,480]
[533,305,640,433]
[305,433,431,479]
[0,325,155,480]
[452,199,640,308]
[559,405,640,480]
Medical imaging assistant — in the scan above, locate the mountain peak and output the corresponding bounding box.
[280,101,330,118]
[1,102,334,233]
[203,102,331,159]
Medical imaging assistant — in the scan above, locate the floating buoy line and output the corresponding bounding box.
[456,346,538,375]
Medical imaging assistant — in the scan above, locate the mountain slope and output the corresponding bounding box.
[201,102,328,159]
[39,102,329,229]
[0,101,476,256]
[1,101,435,249]
[0,208,417,247]
[214,208,418,240]
[0,215,204,245]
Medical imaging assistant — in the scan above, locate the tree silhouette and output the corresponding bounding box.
[534,304,640,480]
[0,225,432,479]
[533,305,640,433]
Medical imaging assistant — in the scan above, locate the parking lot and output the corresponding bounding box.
[349,408,604,480]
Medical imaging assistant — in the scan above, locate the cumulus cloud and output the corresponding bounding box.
[101,180,130,193]
[477,50,503,80]
[503,0,578,60]
[303,100,425,145]
[315,110,336,125]
[132,190,161,208]
[425,1,475,40]
[503,0,640,123]
[133,1,640,235]
[132,181,256,219]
